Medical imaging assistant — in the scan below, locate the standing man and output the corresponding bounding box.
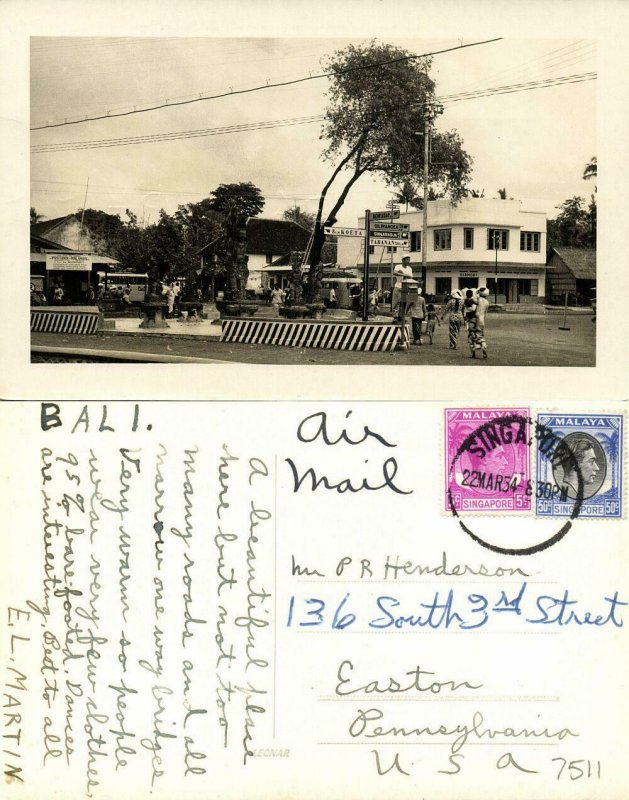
[392,255,411,317]
[409,286,426,345]
[271,284,283,313]
[474,287,490,359]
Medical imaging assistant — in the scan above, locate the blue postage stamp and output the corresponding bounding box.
[536,413,624,519]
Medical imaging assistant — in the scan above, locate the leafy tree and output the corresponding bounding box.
[547,196,595,248]
[393,181,422,212]
[78,208,126,254]
[31,207,44,225]
[283,204,316,230]
[208,182,265,299]
[305,41,472,299]
[466,188,485,198]
[497,187,513,200]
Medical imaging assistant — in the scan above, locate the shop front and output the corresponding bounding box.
[426,266,545,304]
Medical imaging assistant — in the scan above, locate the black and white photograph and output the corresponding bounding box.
[30,35,597,365]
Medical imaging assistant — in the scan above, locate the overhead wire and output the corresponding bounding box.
[30,37,502,130]
[32,71,597,154]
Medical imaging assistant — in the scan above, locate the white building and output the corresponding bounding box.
[336,198,547,304]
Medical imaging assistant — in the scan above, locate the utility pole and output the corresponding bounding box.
[421,115,429,291]
[419,100,443,292]
[362,210,371,322]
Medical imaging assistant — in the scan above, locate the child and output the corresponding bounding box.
[425,303,441,345]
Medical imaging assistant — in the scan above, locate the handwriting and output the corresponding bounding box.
[285,456,412,495]
[349,708,577,755]
[297,410,396,448]
[335,660,483,696]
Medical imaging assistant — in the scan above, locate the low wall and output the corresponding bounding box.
[221,317,407,351]
[30,306,102,335]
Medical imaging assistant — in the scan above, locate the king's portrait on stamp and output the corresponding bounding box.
[537,414,623,518]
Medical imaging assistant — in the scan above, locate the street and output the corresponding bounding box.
[31,313,595,366]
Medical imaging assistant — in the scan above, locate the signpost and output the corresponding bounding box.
[370,236,409,247]
[370,222,410,232]
[324,209,410,322]
[371,209,400,220]
[323,226,365,237]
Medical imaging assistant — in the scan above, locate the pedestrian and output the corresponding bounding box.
[392,256,411,317]
[409,286,426,345]
[369,287,379,315]
[441,289,464,349]
[425,303,441,344]
[122,285,132,309]
[464,289,480,358]
[271,284,283,312]
[165,282,176,317]
[53,285,64,305]
[329,284,337,309]
[473,287,490,359]
[174,281,181,309]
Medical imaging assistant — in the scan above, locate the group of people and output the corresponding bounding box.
[391,255,490,358]
[441,287,490,358]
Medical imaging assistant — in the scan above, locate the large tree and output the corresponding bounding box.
[305,41,472,299]
[547,196,596,249]
[207,182,265,299]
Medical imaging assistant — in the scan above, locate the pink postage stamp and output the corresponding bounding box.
[445,407,532,513]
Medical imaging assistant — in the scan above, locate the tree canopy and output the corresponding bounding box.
[547,196,596,249]
[283,204,316,230]
[305,41,472,298]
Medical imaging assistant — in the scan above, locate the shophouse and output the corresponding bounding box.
[336,198,547,304]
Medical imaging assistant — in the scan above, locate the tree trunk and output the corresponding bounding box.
[305,167,366,300]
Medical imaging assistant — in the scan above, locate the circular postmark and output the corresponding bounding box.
[447,413,584,556]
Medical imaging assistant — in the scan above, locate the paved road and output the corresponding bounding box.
[31,314,595,366]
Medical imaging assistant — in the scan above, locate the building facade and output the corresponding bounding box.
[545,246,596,305]
[336,198,547,304]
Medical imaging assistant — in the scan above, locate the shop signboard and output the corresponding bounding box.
[46,252,92,271]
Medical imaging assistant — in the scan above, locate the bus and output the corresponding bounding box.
[98,272,149,303]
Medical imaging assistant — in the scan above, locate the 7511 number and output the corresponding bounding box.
[286,594,356,630]
[552,758,601,781]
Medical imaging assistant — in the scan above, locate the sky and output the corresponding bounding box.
[30,36,597,228]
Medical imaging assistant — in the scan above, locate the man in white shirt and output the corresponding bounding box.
[473,287,490,359]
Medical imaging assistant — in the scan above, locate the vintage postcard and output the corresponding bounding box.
[1,1,629,800]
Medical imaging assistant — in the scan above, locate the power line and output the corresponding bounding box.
[30,38,502,131]
[31,115,324,154]
[32,72,596,155]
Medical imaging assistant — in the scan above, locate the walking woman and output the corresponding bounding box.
[441,289,464,349]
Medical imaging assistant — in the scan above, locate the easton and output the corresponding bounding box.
[466,419,528,459]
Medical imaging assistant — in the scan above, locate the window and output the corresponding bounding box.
[386,246,396,253]
[368,245,375,254]
[265,253,273,264]
[434,229,452,250]
[487,228,509,250]
[435,277,452,296]
[520,231,540,252]
[464,228,474,249]
[410,231,421,252]
[518,279,531,296]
